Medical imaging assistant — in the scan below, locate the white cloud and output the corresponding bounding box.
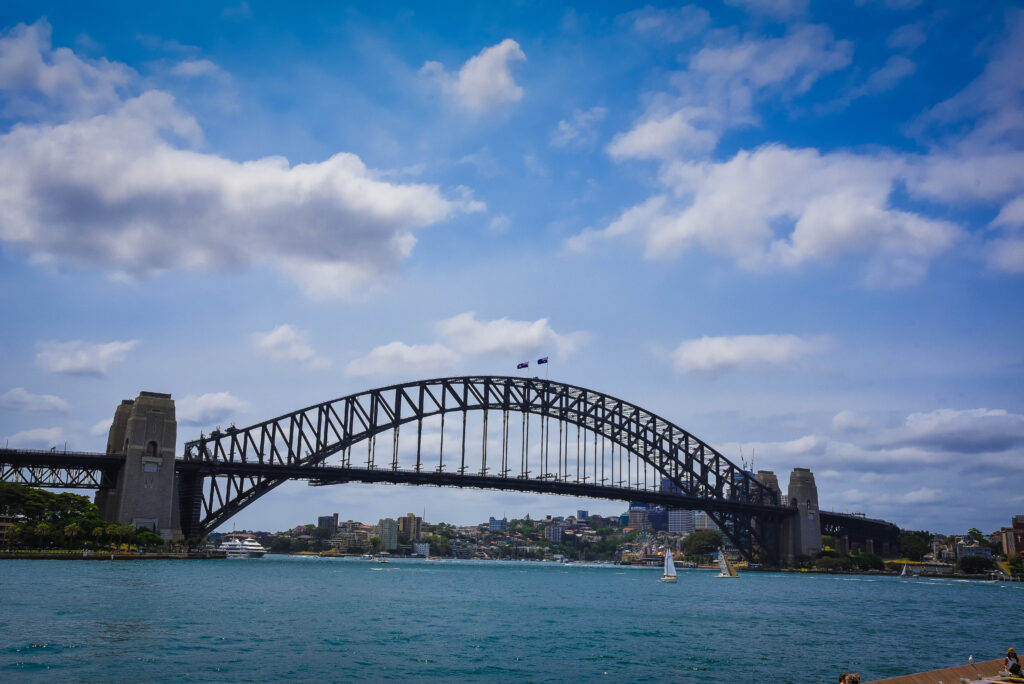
[0,387,69,412]
[880,408,1024,454]
[581,145,962,286]
[421,39,526,113]
[35,339,139,376]
[436,312,585,358]
[607,109,717,161]
[0,20,133,118]
[625,6,711,43]
[90,419,111,436]
[344,342,458,378]
[168,58,225,79]
[670,333,820,374]
[985,236,1024,274]
[177,392,247,426]
[0,25,482,300]
[898,487,942,504]
[551,107,607,148]
[887,23,926,51]
[610,25,852,159]
[724,0,808,19]
[251,324,329,368]
[488,215,511,234]
[914,12,1024,151]
[992,196,1024,229]
[831,410,871,433]
[5,426,63,448]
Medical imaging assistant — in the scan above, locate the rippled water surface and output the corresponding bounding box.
[1,556,1020,682]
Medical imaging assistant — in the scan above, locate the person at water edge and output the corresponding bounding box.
[841,674,860,684]
[1006,648,1021,676]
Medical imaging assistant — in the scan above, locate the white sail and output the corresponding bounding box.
[664,550,676,577]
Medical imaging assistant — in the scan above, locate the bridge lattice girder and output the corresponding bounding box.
[0,449,121,488]
[183,376,783,561]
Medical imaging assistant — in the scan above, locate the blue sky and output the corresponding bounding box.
[1,1,1022,534]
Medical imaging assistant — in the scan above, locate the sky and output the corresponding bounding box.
[0,0,1022,535]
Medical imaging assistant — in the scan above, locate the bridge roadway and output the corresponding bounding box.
[1,447,895,546]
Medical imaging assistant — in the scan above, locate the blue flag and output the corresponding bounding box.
[517,361,529,369]
[537,357,548,364]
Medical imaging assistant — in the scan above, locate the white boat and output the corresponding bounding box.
[659,550,677,583]
[371,554,389,563]
[716,549,739,578]
[218,536,267,558]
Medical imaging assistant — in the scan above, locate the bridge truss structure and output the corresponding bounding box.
[181,376,788,563]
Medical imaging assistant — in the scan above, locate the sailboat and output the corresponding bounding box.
[659,549,677,583]
[716,548,739,578]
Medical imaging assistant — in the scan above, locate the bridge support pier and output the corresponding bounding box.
[781,468,820,565]
[96,392,181,541]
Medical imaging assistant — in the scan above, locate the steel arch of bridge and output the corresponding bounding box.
[182,376,787,562]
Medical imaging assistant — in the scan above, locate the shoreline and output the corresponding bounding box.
[0,551,227,560]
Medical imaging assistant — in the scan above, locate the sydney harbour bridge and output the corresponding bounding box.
[0,376,899,566]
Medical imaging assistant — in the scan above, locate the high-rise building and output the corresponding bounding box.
[576,510,589,521]
[317,513,339,536]
[398,513,422,543]
[628,507,650,530]
[694,511,716,531]
[377,518,398,551]
[647,506,667,531]
[546,525,565,542]
[489,516,508,531]
[667,509,694,535]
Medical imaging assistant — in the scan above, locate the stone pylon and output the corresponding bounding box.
[96,392,181,540]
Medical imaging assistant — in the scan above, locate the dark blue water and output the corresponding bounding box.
[1,556,1019,682]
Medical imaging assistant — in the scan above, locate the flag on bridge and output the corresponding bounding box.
[537,357,548,365]
[517,361,529,369]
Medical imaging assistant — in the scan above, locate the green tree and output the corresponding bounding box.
[899,531,930,561]
[34,521,55,548]
[851,553,884,571]
[64,521,82,549]
[369,535,382,553]
[683,529,723,556]
[815,555,853,571]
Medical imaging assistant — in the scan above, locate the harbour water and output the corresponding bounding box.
[1,556,1020,682]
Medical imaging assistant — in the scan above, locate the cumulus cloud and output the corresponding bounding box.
[436,312,585,358]
[580,144,962,286]
[0,23,482,299]
[177,392,247,426]
[35,339,139,376]
[4,426,63,448]
[0,387,69,412]
[421,39,526,113]
[251,324,329,368]
[898,487,942,504]
[90,419,111,436]
[0,20,133,118]
[670,334,820,374]
[607,109,717,161]
[624,6,711,43]
[551,106,607,148]
[831,410,871,433]
[344,342,458,378]
[345,314,587,377]
[878,408,1024,454]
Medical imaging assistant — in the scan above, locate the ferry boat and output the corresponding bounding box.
[218,535,267,558]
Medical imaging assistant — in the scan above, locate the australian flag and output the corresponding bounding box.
[517,361,529,369]
[537,357,548,365]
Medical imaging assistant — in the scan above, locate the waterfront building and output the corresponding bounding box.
[489,516,508,531]
[377,518,398,551]
[412,541,430,556]
[577,510,588,521]
[329,530,369,553]
[317,513,339,536]
[1000,515,1024,555]
[0,513,13,547]
[647,506,667,531]
[956,542,993,559]
[618,514,630,527]
[546,525,565,542]
[668,509,694,535]
[398,513,423,543]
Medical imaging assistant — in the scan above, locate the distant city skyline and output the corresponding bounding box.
[1,2,1022,534]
